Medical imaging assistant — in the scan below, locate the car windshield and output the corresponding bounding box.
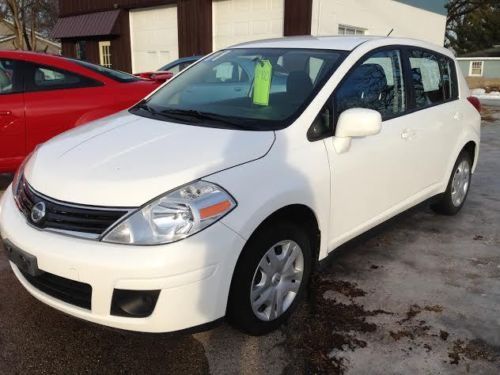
[68,59,140,83]
[131,48,346,130]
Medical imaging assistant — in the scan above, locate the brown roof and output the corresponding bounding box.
[51,10,120,39]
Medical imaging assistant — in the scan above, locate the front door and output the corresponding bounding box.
[22,61,107,153]
[323,48,415,248]
[0,58,25,173]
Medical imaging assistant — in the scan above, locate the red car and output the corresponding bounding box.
[134,55,202,83]
[0,51,160,173]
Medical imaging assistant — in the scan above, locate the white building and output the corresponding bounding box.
[53,0,448,73]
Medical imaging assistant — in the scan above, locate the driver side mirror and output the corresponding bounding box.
[333,108,382,153]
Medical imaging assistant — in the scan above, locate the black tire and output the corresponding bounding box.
[431,151,472,215]
[226,221,313,336]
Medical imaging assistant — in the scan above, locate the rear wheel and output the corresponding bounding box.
[227,222,312,335]
[431,151,472,215]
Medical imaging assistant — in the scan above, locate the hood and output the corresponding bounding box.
[25,111,275,207]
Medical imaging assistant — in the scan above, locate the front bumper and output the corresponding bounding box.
[0,187,245,333]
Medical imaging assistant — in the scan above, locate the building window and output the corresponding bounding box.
[469,61,483,77]
[338,24,365,35]
[99,41,112,68]
[75,41,86,60]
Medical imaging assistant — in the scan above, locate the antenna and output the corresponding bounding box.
[387,28,394,37]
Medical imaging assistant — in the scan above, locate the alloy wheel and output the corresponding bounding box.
[451,159,471,207]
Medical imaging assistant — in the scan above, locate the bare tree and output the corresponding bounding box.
[0,0,58,51]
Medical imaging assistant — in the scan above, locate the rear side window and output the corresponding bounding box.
[335,49,406,120]
[166,61,193,74]
[24,63,102,92]
[409,49,458,109]
[0,59,22,94]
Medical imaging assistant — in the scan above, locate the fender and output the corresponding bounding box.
[208,135,331,261]
[440,136,479,193]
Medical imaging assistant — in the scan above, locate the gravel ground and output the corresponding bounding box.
[0,109,499,374]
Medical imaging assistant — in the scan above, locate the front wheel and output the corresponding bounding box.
[431,151,472,215]
[226,222,313,335]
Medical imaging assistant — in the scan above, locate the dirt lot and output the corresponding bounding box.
[0,110,499,374]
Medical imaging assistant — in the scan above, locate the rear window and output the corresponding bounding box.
[69,59,139,83]
[24,63,102,92]
[409,49,458,109]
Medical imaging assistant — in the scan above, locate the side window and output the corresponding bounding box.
[179,61,193,71]
[168,62,193,75]
[0,59,21,94]
[167,63,182,74]
[308,57,325,84]
[335,49,406,120]
[409,49,457,108]
[24,63,100,92]
[441,57,459,101]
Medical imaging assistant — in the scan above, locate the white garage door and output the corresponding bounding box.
[213,0,284,51]
[130,5,179,73]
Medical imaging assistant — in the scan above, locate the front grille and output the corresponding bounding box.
[15,177,130,238]
[20,270,92,310]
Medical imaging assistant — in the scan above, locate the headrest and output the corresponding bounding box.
[286,71,313,98]
[350,63,387,89]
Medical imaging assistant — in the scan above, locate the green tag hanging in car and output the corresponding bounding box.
[253,60,272,106]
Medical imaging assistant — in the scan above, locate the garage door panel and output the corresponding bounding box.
[130,5,179,73]
[213,0,284,50]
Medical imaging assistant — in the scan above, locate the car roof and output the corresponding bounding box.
[231,36,375,50]
[0,50,65,63]
[230,36,453,57]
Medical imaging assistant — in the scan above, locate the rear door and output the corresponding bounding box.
[404,48,461,187]
[0,58,25,172]
[22,62,108,152]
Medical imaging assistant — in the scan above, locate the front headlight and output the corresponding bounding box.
[12,149,35,198]
[12,150,39,203]
[102,181,236,245]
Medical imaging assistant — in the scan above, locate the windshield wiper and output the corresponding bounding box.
[160,109,251,129]
[132,100,159,115]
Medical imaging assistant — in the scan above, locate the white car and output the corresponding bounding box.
[0,36,480,335]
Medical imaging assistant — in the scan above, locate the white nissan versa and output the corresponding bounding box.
[0,36,480,335]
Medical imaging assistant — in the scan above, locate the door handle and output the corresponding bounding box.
[0,110,12,116]
[401,128,416,141]
[401,129,411,140]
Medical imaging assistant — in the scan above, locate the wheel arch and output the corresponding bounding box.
[462,140,477,167]
[225,203,321,319]
[227,204,321,291]
[441,138,479,193]
[249,204,321,263]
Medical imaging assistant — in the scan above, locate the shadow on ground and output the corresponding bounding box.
[0,260,209,373]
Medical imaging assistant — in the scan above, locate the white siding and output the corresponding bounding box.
[311,0,447,46]
[212,0,285,50]
[130,5,179,73]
